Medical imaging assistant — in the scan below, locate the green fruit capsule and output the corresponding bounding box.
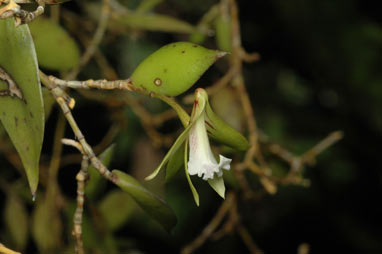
[28,17,80,71]
[130,41,227,96]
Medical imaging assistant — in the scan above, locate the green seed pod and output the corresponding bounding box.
[130,42,227,96]
[28,17,80,71]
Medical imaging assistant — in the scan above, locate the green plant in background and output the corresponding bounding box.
[0,0,348,254]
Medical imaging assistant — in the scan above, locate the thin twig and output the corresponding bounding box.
[40,71,118,184]
[45,113,67,215]
[66,0,111,79]
[228,0,265,173]
[0,0,45,24]
[182,67,237,104]
[239,47,261,63]
[301,131,344,165]
[0,243,21,254]
[48,75,135,91]
[237,223,263,254]
[61,139,88,254]
[181,193,235,254]
[267,131,343,185]
[297,243,310,254]
[123,95,174,147]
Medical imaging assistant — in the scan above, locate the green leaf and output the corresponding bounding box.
[4,194,29,250]
[208,175,226,199]
[117,13,196,34]
[31,198,61,252]
[85,144,115,200]
[222,168,241,190]
[98,190,135,231]
[28,17,80,71]
[0,123,5,138]
[165,144,184,182]
[130,42,227,96]
[136,0,163,13]
[184,140,199,206]
[113,170,177,232]
[0,19,44,195]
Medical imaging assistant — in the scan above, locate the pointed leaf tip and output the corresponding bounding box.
[113,170,177,232]
[216,50,228,58]
[208,176,226,199]
[0,19,44,195]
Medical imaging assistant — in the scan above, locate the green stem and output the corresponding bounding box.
[153,93,190,127]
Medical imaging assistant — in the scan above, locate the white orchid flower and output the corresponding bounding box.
[187,94,232,180]
[145,88,248,206]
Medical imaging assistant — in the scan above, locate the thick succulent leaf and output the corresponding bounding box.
[113,170,177,232]
[165,144,184,182]
[28,17,80,71]
[0,19,44,195]
[85,144,115,200]
[136,0,163,13]
[31,199,61,252]
[4,194,29,249]
[98,190,135,231]
[184,140,199,206]
[130,42,227,96]
[208,175,226,199]
[0,123,5,138]
[223,168,241,190]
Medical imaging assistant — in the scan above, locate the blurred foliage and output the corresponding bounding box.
[0,0,381,254]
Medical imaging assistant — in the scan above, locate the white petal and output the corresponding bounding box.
[187,112,232,181]
[218,155,232,171]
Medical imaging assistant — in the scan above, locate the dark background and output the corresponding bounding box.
[1,0,381,253]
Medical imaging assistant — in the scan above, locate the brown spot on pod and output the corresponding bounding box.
[154,78,162,86]
[181,50,185,53]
